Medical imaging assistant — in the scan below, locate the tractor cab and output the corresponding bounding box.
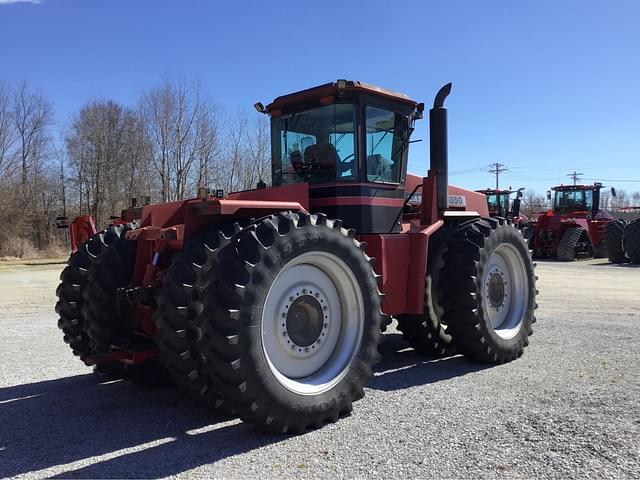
[488,190,511,217]
[262,80,422,232]
[548,183,603,217]
[476,188,522,218]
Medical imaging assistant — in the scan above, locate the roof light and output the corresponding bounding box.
[336,79,347,90]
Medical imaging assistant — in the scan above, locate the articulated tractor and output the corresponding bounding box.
[56,80,537,433]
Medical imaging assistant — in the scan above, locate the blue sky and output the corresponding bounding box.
[1,0,639,194]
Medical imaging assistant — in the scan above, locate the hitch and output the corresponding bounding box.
[116,286,157,309]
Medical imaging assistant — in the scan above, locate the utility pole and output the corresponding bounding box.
[488,163,508,189]
[567,171,583,185]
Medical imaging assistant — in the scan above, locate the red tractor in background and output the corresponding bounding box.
[531,183,614,260]
[55,80,537,434]
[476,188,531,226]
[476,188,535,244]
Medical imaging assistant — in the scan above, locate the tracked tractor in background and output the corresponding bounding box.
[531,183,615,261]
[55,80,537,434]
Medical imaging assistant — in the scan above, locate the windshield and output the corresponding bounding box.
[486,193,510,216]
[554,189,593,212]
[271,103,357,185]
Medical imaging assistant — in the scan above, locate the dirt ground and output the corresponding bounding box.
[0,258,638,479]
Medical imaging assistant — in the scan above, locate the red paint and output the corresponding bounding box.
[359,234,410,314]
[68,215,97,253]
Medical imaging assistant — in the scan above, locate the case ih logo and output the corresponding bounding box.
[448,195,466,208]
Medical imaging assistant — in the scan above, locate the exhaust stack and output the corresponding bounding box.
[430,83,452,213]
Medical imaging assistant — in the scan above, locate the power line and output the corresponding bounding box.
[567,171,583,185]
[488,163,508,189]
[582,177,640,183]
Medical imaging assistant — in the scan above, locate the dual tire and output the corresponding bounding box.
[55,227,131,364]
[439,218,537,362]
[605,219,628,263]
[623,219,640,264]
[155,212,384,433]
[154,214,536,432]
[398,218,537,363]
[57,224,167,383]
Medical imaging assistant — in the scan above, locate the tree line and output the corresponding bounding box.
[0,78,269,257]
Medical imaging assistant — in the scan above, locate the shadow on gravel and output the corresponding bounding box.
[0,374,280,478]
[589,262,640,268]
[370,333,490,391]
[0,333,490,478]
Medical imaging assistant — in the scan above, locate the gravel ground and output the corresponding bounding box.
[0,259,639,479]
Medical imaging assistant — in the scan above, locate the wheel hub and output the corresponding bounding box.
[487,271,506,309]
[278,286,330,359]
[261,251,365,394]
[482,244,528,339]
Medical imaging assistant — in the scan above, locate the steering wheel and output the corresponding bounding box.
[337,153,355,177]
[340,153,355,163]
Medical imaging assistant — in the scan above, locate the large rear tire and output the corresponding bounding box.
[396,226,454,357]
[605,219,628,264]
[439,218,537,363]
[82,224,167,383]
[82,226,137,354]
[55,229,119,363]
[623,219,640,264]
[197,212,384,433]
[153,222,246,412]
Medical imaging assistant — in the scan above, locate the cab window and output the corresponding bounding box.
[365,106,405,183]
[271,103,357,185]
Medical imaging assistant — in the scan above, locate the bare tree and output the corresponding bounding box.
[140,78,220,201]
[13,81,53,192]
[0,75,273,257]
[66,100,149,226]
[521,189,546,217]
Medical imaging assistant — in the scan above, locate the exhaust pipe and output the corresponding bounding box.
[430,83,452,213]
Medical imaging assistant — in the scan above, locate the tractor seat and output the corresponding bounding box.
[303,143,338,181]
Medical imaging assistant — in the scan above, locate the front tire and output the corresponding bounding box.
[197,212,384,433]
[439,218,537,363]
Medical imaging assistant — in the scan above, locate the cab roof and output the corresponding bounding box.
[476,189,513,195]
[266,79,419,114]
[552,184,601,191]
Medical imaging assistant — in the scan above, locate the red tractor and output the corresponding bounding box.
[476,188,530,226]
[531,183,614,260]
[55,80,537,433]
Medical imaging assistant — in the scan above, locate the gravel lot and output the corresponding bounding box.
[0,259,639,479]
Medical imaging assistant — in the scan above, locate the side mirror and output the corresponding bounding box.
[611,187,617,197]
[546,190,552,200]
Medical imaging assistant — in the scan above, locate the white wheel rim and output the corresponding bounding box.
[482,243,528,339]
[261,251,364,395]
